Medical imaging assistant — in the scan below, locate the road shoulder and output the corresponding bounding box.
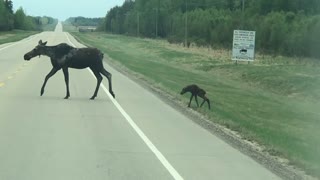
[104,56,315,180]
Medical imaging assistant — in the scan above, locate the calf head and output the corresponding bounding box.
[180,86,188,95]
[24,40,47,60]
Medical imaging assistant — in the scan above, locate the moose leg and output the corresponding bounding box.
[199,94,205,107]
[41,67,59,96]
[194,95,199,107]
[188,94,194,107]
[90,68,102,100]
[100,68,115,98]
[200,96,211,109]
[62,67,70,99]
[207,99,211,109]
[200,99,206,107]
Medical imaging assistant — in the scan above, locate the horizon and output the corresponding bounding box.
[11,0,125,21]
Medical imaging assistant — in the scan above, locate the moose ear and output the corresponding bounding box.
[38,40,47,46]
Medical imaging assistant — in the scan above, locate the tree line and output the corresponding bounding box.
[100,0,320,58]
[0,0,57,31]
[65,17,104,27]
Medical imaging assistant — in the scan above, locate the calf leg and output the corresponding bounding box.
[200,96,211,109]
[194,95,199,107]
[188,94,194,107]
[198,91,211,109]
[90,68,102,100]
[62,67,70,99]
[200,99,206,107]
[100,68,115,98]
[41,67,59,96]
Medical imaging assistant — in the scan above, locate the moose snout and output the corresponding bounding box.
[24,54,31,61]
[180,88,186,95]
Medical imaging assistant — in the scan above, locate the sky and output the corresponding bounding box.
[12,0,125,21]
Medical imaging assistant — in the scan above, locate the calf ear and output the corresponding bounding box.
[39,40,42,45]
[43,41,47,45]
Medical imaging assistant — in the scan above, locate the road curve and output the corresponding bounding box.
[0,23,281,180]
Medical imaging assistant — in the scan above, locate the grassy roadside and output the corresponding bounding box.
[0,22,58,45]
[0,30,39,45]
[62,22,78,32]
[70,32,320,178]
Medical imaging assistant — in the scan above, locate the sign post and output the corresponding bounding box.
[232,30,256,63]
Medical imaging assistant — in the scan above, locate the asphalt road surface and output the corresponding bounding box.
[0,23,281,180]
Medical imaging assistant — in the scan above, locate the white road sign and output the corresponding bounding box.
[232,30,256,61]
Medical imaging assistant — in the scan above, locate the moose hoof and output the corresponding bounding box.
[90,97,95,100]
[64,96,69,99]
[110,92,115,98]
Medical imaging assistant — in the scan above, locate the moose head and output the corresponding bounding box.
[24,40,47,61]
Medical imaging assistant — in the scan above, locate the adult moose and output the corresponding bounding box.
[24,40,115,100]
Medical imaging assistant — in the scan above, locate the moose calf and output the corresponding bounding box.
[180,84,211,109]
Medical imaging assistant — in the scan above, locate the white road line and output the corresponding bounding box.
[89,71,184,180]
[65,32,184,180]
[0,43,16,51]
[0,34,37,52]
[64,33,75,47]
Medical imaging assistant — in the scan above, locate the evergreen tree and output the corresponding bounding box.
[103,0,320,58]
[14,7,27,29]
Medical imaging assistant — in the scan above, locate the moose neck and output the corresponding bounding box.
[41,46,56,59]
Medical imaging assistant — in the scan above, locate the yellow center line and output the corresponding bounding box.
[0,82,4,87]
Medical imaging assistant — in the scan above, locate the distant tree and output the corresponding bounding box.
[103,0,320,58]
[0,0,6,30]
[4,0,13,14]
[0,0,13,30]
[306,16,320,58]
[65,16,104,27]
[14,7,27,29]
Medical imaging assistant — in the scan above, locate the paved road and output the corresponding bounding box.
[0,23,281,180]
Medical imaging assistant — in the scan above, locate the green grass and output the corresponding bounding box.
[0,22,58,45]
[0,30,39,45]
[62,22,78,32]
[70,32,320,178]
